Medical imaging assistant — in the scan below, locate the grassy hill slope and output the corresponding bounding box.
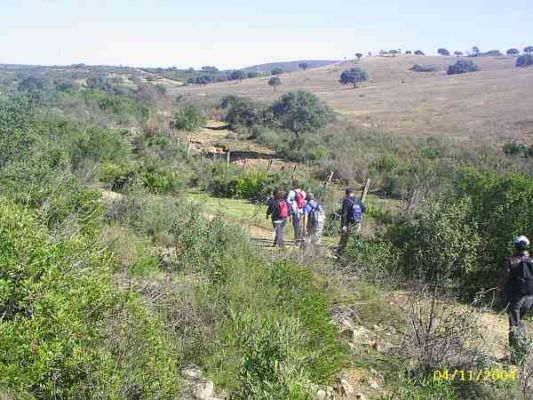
[174,55,533,141]
[241,59,339,73]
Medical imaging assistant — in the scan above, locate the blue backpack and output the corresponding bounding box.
[351,201,363,223]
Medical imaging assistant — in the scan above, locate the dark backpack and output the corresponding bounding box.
[349,199,363,223]
[308,202,322,229]
[509,257,533,296]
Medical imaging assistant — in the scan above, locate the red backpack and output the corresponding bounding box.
[295,191,305,209]
[279,200,289,219]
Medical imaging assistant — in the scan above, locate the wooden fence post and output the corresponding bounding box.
[226,150,231,166]
[323,170,334,188]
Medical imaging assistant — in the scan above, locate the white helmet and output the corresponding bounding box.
[514,235,530,251]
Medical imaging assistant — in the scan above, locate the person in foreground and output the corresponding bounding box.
[503,235,533,363]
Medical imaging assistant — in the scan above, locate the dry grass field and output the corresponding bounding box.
[173,55,533,142]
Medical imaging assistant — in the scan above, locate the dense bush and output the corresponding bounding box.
[0,200,180,398]
[447,60,479,75]
[220,95,266,130]
[170,104,207,131]
[516,54,533,67]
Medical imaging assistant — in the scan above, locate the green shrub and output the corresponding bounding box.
[390,198,480,289]
[0,201,179,398]
[170,104,206,131]
[234,318,313,400]
[339,67,368,87]
[139,165,185,194]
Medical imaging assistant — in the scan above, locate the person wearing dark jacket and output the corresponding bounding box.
[503,235,533,362]
[338,188,366,254]
[266,189,290,248]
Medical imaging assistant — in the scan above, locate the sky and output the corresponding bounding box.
[0,0,531,69]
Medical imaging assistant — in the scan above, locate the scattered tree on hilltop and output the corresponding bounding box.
[454,51,463,57]
[389,49,399,56]
[247,71,259,78]
[437,48,450,56]
[298,63,309,70]
[339,67,368,88]
[405,50,412,54]
[524,46,533,55]
[268,91,334,138]
[355,53,363,61]
[271,68,284,75]
[201,66,219,73]
[268,76,281,91]
[472,46,480,56]
[414,50,425,55]
[507,48,520,55]
[483,50,502,56]
[447,59,479,75]
[229,70,246,83]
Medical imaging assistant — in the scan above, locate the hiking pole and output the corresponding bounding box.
[359,178,371,232]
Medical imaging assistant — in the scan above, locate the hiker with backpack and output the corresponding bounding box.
[287,180,307,246]
[266,189,290,248]
[502,236,533,362]
[338,188,366,255]
[303,193,326,247]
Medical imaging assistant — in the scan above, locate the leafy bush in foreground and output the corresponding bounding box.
[0,201,179,398]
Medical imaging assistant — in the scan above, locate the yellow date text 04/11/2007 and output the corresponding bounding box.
[433,369,517,382]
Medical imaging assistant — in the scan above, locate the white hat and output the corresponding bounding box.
[514,235,530,249]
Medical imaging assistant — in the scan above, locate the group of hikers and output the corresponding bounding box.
[266,180,366,252]
[266,181,533,363]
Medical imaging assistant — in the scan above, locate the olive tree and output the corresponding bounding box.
[339,67,368,88]
[268,76,281,91]
[268,91,334,138]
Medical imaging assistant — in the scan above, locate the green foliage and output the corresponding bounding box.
[229,70,246,82]
[271,67,284,75]
[139,165,185,194]
[507,48,520,55]
[437,48,450,56]
[234,318,313,400]
[454,169,533,289]
[298,62,309,70]
[516,54,533,67]
[339,67,368,88]
[170,104,207,131]
[390,198,481,288]
[220,96,266,130]
[414,50,425,55]
[268,91,334,137]
[0,201,179,398]
[447,60,479,75]
[0,96,35,168]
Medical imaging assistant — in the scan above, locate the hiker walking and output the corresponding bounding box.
[287,180,306,246]
[266,189,290,248]
[338,188,366,255]
[303,193,326,247]
[503,235,533,362]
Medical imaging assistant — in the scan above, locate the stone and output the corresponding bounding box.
[182,366,203,380]
[193,380,214,400]
[356,393,367,400]
[339,378,355,396]
[316,389,327,400]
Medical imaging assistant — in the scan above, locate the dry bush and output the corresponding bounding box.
[402,287,484,371]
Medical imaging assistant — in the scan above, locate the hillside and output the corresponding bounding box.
[241,60,339,74]
[174,54,533,141]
